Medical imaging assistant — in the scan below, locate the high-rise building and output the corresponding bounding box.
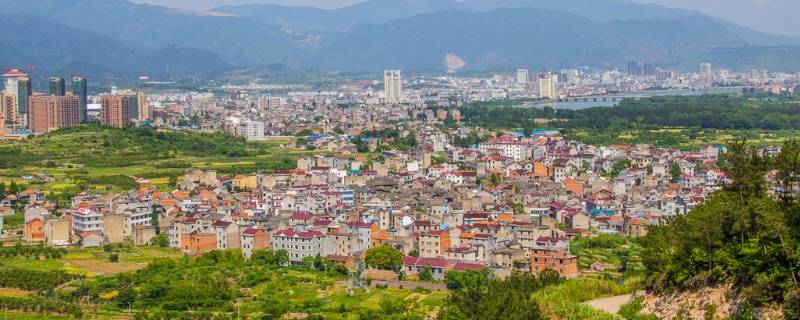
[1,92,16,129]
[136,91,151,121]
[71,77,88,123]
[700,63,712,81]
[49,77,65,96]
[100,95,136,128]
[2,69,31,130]
[383,70,403,104]
[538,74,557,99]
[627,60,643,76]
[29,95,80,133]
[516,68,529,86]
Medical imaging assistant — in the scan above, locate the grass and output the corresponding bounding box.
[0,312,69,319]
[0,126,317,195]
[533,276,641,320]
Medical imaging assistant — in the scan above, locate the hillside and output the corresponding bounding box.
[638,141,800,318]
[0,125,297,194]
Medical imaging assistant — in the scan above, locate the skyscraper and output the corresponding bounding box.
[516,69,529,86]
[2,69,31,130]
[538,74,558,99]
[71,77,88,123]
[49,77,66,96]
[627,60,643,76]
[136,91,151,121]
[383,70,403,104]
[101,95,136,128]
[29,95,80,133]
[700,63,712,81]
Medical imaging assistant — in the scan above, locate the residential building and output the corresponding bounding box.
[29,95,80,133]
[101,94,137,127]
[272,228,328,263]
[384,69,403,104]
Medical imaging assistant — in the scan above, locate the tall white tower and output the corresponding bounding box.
[516,68,529,86]
[383,70,403,104]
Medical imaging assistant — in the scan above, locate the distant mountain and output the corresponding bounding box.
[315,8,747,71]
[217,0,800,47]
[217,0,462,32]
[0,13,230,80]
[0,0,301,67]
[0,0,799,75]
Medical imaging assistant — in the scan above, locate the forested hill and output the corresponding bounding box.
[640,140,800,318]
[560,95,800,130]
[458,95,800,131]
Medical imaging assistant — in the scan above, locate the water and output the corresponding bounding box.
[536,87,744,110]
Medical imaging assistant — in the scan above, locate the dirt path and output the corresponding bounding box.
[583,294,633,314]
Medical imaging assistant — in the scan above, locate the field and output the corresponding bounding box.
[0,125,314,195]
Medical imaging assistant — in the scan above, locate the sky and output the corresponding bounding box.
[131,0,797,36]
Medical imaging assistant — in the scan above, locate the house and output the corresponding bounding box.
[530,236,578,278]
[69,208,104,235]
[272,229,329,264]
[25,217,45,242]
[79,231,104,247]
[45,218,70,246]
[241,228,271,259]
[103,214,126,244]
[403,256,449,280]
[417,230,451,258]
[181,231,217,254]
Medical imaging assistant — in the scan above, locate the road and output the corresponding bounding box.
[583,294,633,314]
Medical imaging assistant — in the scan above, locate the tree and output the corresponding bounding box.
[438,272,559,320]
[168,175,178,190]
[333,126,345,135]
[365,245,403,272]
[419,266,434,282]
[669,164,682,183]
[489,173,502,187]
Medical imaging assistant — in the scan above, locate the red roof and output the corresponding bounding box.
[212,220,232,227]
[290,212,314,220]
[2,69,26,77]
[242,228,261,235]
[274,228,324,239]
[403,256,448,268]
[453,262,486,271]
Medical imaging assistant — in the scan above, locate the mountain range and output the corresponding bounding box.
[0,0,798,81]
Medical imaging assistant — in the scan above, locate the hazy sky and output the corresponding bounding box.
[132,0,796,36]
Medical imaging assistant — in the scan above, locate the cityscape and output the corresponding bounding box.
[0,0,799,319]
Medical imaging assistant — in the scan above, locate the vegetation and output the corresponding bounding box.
[640,139,800,315]
[0,125,303,194]
[365,245,404,272]
[457,95,800,149]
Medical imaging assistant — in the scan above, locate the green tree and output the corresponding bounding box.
[419,266,434,282]
[365,245,403,272]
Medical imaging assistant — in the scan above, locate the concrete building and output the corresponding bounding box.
[383,69,403,104]
[538,73,557,99]
[700,63,712,82]
[29,95,80,133]
[3,69,31,130]
[101,94,136,127]
[137,91,151,121]
[272,228,329,263]
[71,77,88,123]
[69,208,104,235]
[49,77,65,96]
[516,68,529,86]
